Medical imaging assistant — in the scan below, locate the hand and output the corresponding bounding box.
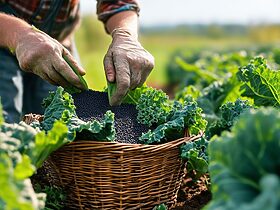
[104,28,154,105]
[15,27,86,90]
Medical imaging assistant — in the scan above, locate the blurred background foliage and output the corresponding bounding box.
[75,15,280,90]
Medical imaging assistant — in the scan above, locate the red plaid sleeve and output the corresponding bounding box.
[96,0,140,24]
[0,0,80,41]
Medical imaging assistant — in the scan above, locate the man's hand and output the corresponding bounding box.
[15,27,86,90]
[104,28,154,105]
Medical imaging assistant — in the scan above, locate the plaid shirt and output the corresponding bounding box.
[0,0,139,40]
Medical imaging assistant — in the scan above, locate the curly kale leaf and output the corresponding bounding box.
[180,137,209,178]
[41,87,76,130]
[41,87,116,142]
[170,100,207,135]
[237,57,280,107]
[197,76,241,116]
[206,99,252,138]
[205,107,280,210]
[140,100,207,144]
[0,122,38,154]
[0,120,68,169]
[123,86,153,105]
[136,89,172,126]
[66,110,115,142]
[139,117,185,144]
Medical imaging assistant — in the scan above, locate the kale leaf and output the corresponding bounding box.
[180,136,209,179]
[136,88,172,126]
[206,99,252,138]
[237,57,280,107]
[123,85,152,105]
[41,87,116,142]
[205,107,280,210]
[0,118,68,210]
[0,152,45,210]
[140,99,207,144]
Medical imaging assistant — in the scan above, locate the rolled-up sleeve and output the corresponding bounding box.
[96,0,140,24]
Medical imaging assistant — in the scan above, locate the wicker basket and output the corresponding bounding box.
[24,114,200,210]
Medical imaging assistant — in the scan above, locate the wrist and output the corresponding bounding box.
[106,10,138,38]
[0,13,33,53]
[13,25,35,50]
[111,27,138,40]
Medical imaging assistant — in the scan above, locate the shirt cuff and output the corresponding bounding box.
[97,0,140,24]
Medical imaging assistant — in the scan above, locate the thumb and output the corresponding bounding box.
[103,52,115,82]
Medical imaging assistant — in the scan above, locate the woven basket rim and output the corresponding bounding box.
[66,135,201,148]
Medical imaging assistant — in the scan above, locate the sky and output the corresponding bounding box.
[80,0,280,26]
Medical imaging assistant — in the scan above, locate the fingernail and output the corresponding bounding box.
[107,75,114,82]
[80,68,86,76]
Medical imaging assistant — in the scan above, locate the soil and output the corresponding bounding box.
[173,175,211,210]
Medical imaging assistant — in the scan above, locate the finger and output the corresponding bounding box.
[52,54,86,90]
[40,72,57,86]
[47,65,71,88]
[130,69,141,90]
[33,65,57,85]
[110,55,130,105]
[103,52,116,82]
[139,58,154,86]
[62,48,86,76]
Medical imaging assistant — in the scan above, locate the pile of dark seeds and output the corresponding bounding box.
[72,90,149,144]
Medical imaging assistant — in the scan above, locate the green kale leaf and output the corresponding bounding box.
[206,99,252,138]
[140,100,207,144]
[180,137,209,178]
[0,152,45,210]
[41,87,116,142]
[123,85,152,105]
[204,107,280,210]
[136,88,172,126]
[139,116,185,144]
[65,110,115,142]
[237,57,280,107]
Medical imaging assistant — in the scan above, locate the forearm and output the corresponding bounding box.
[0,13,33,51]
[106,11,138,38]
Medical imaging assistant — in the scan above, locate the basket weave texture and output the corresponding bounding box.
[52,137,201,210]
[24,114,200,210]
